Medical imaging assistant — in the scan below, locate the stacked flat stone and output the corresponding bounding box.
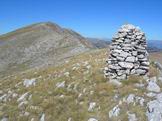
[104,24,149,80]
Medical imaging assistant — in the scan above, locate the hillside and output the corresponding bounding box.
[0,48,162,121]
[0,22,94,77]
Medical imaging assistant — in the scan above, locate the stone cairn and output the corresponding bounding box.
[104,24,149,80]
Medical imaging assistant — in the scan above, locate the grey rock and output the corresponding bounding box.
[23,78,36,87]
[56,81,65,88]
[113,49,122,53]
[17,92,29,102]
[147,80,160,93]
[119,51,131,58]
[116,74,127,80]
[109,65,121,70]
[139,66,149,70]
[88,102,96,112]
[24,112,30,116]
[138,54,145,59]
[146,92,157,97]
[135,96,145,106]
[125,56,136,62]
[134,83,145,88]
[109,105,120,118]
[126,94,135,104]
[158,77,162,82]
[119,62,134,69]
[109,79,122,86]
[146,93,162,121]
[40,113,45,121]
[135,69,147,75]
[68,117,72,121]
[18,100,28,109]
[1,117,8,121]
[88,118,98,121]
[130,69,136,74]
[132,51,137,56]
[0,94,7,102]
[141,62,150,66]
[117,56,125,61]
[128,113,138,121]
[117,70,125,76]
[154,61,162,71]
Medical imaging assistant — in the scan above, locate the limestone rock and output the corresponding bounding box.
[118,62,134,69]
[126,94,135,104]
[135,69,147,75]
[1,117,8,121]
[40,113,45,121]
[88,118,98,121]
[147,80,160,93]
[154,61,162,71]
[109,105,120,118]
[23,78,36,87]
[128,113,138,121]
[109,79,122,87]
[88,102,96,112]
[56,81,65,88]
[125,56,136,62]
[17,92,29,102]
[146,93,162,121]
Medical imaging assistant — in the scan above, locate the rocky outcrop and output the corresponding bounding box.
[105,24,149,80]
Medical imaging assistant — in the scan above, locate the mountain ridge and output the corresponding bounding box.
[0,22,94,77]
[87,37,162,52]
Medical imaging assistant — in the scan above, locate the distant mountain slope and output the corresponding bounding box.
[87,38,162,52]
[0,22,94,77]
[86,37,111,48]
[147,40,162,52]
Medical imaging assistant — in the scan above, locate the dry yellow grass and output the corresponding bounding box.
[0,49,161,121]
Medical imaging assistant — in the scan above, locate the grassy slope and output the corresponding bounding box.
[150,52,162,64]
[0,49,161,121]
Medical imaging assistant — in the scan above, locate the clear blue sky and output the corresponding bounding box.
[1,0,162,40]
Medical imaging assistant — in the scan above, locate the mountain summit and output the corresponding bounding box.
[0,22,94,77]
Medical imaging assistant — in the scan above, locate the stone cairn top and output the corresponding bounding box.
[104,24,149,80]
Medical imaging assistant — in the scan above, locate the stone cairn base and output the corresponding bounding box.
[104,24,149,80]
